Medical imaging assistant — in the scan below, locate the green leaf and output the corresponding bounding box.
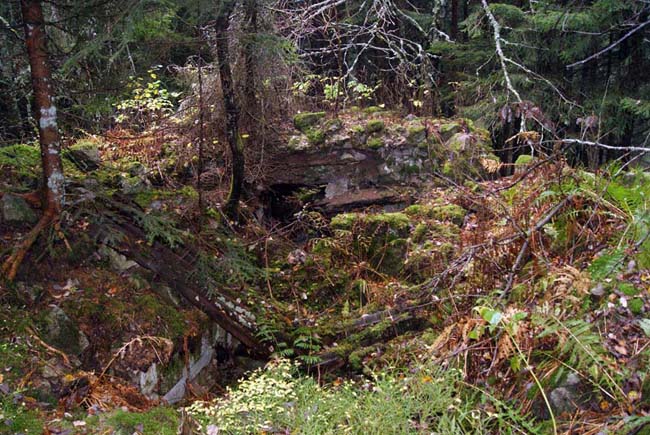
[479,307,503,326]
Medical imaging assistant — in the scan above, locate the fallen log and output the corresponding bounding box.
[88,194,268,357]
[310,301,431,371]
[111,220,266,354]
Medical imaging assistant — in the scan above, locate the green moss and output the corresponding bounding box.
[403,204,425,216]
[629,298,644,314]
[363,106,383,114]
[515,154,534,165]
[293,112,326,132]
[407,125,427,144]
[351,125,365,135]
[619,283,640,296]
[134,186,198,208]
[103,407,178,435]
[324,118,343,132]
[366,119,385,134]
[0,144,41,186]
[287,135,306,150]
[306,128,325,145]
[412,223,428,243]
[348,346,374,370]
[60,140,104,176]
[0,143,40,170]
[367,212,411,233]
[379,238,409,274]
[367,137,383,149]
[440,158,453,172]
[428,222,461,239]
[329,212,410,274]
[439,122,462,140]
[92,166,121,187]
[134,294,187,338]
[432,205,466,226]
[124,160,146,176]
[331,213,360,230]
[404,203,466,226]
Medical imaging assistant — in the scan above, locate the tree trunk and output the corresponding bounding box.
[215,0,244,221]
[2,0,64,281]
[23,0,64,214]
[243,0,258,117]
[450,0,459,40]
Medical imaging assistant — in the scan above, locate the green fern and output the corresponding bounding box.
[588,249,626,280]
[534,316,623,398]
[134,211,187,248]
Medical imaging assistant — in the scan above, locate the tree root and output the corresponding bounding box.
[1,210,55,282]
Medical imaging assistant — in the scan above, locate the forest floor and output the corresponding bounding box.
[2,109,650,434]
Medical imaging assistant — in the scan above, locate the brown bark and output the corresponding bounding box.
[243,0,258,116]
[215,1,245,221]
[451,0,459,40]
[2,0,64,281]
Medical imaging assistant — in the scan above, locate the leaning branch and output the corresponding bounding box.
[481,0,522,104]
[566,19,650,69]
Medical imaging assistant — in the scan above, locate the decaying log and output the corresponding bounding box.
[311,301,430,371]
[90,195,268,357]
[112,221,266,354]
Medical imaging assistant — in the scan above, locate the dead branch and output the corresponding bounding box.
[501,195,574,299]
[1,210,55,281]
[566,19,650,69]
[26,326,71,367]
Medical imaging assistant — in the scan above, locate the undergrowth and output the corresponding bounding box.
[186,359,540,434]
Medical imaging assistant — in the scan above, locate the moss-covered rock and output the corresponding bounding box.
[404,203,466,226]
[439,122,463,141]
[407,124,427,145]
[329,212,411,274]
[515,154,534,165]
[65,140,101,171]
[332,212,410,234]
[294,112,326,132]
[1,194,37,225]
[40,306,89,356]
[363,106,383,114]
[366,119,385,134]
[325,118,343,133]
[306,128,326,145]
[0,143,41,187]
[134,186,198,209]
[367,137,383,149]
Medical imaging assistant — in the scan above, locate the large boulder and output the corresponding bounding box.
[64,140,101,171]
[1,194,37,225]
[41,306,90,357]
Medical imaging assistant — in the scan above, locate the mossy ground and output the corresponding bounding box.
[4,110,650,434]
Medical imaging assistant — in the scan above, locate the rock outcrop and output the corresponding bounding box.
[264,108,498,213]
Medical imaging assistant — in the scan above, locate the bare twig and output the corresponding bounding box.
[501,195,574,299]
